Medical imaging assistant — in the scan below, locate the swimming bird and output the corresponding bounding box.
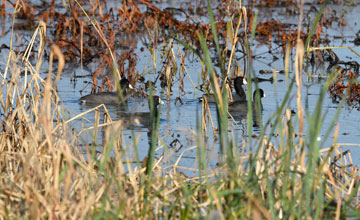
[80,78,133,105]
[200,76,247,103]
[228,89,266,125]
[121,96,165,128]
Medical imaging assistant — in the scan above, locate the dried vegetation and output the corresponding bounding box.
[0,0,359,219]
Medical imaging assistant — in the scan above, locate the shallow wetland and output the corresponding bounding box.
[0,0,359,218]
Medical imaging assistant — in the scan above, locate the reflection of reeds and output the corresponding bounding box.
[1,0,359,219]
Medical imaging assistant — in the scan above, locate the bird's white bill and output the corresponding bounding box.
[243,78,248,85]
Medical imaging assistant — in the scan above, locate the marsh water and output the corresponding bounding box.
[1,1,360,170]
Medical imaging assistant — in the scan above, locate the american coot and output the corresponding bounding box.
[80,78,133,104]
[228,89,266,124]
[143,95,164,118]
[121,96,164,128]
[200,76,247,103]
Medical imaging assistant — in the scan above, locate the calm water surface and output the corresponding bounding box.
[1,1,359,169]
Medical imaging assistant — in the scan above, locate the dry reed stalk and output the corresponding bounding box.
[241,6,248,76]
[2,1,20,83]
[295,38,305,161]
[201,97,208,136]
[295,0,305,169]
[180,54,196,92]
[224,3,243,81]
[201,97,218,140]
[165,64,172,100]
[144,18,159,70]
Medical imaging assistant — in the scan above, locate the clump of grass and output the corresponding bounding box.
[0,0,359,219]
[190,0,360,219]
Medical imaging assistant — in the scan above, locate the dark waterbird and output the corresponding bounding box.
[200,76,247,103]
[80,78,133,105]
[228,89,266,126]
[133,96,164,120]
[120,95,165,128]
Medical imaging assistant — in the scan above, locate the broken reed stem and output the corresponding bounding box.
[49,45,65,89]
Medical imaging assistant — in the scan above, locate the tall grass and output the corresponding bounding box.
[0,0,359,219]
[194,0,359,219]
